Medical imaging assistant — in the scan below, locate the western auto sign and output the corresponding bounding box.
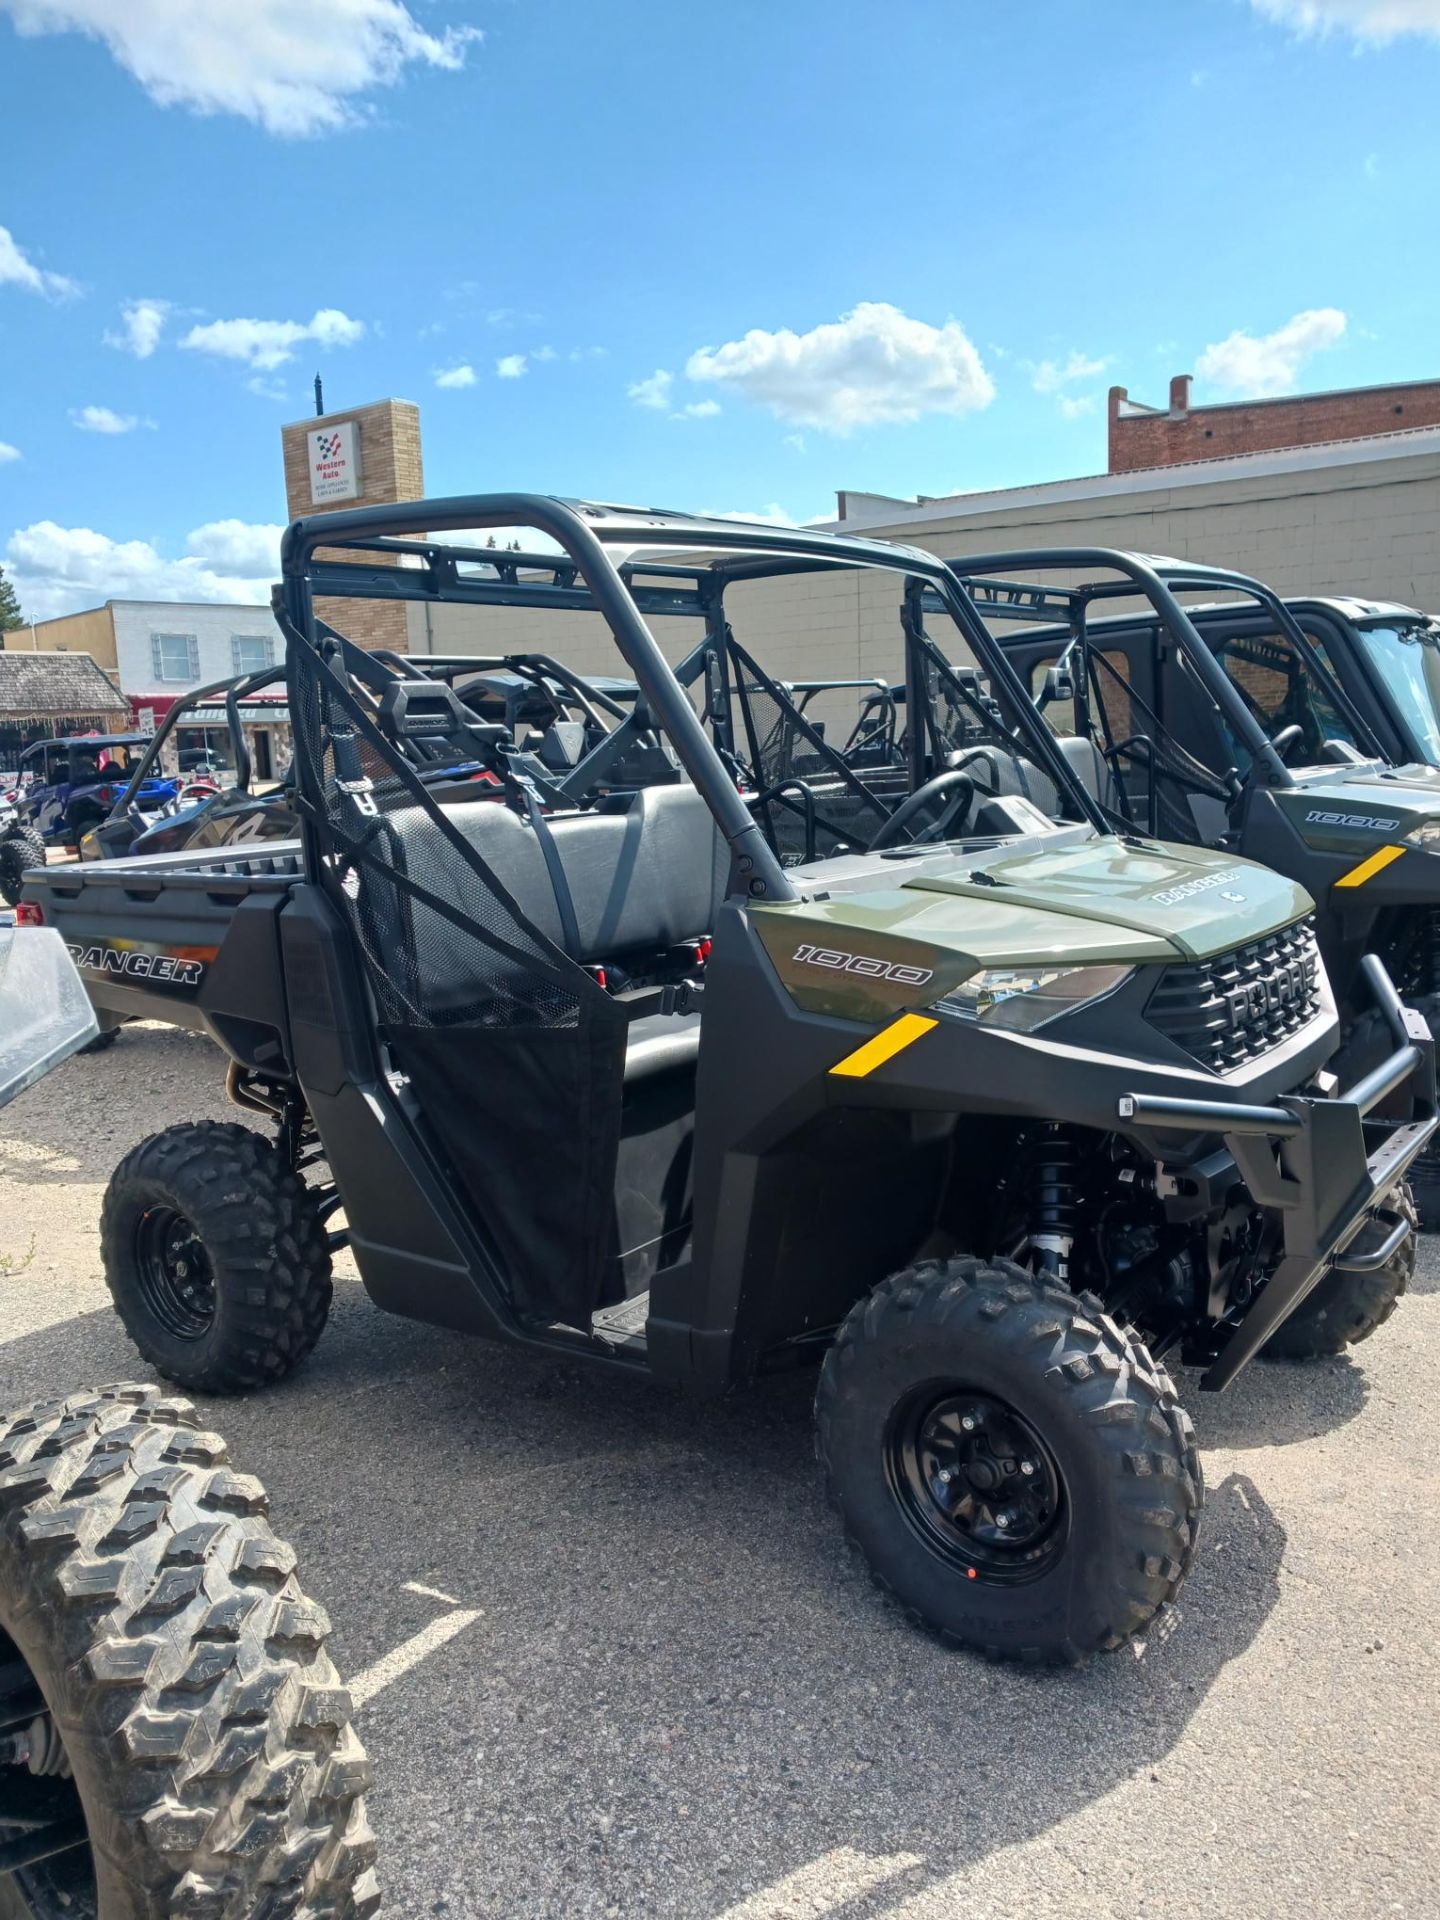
[307,420,361,504]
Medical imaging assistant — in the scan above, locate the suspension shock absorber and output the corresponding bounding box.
[1027,1123,1079,1283]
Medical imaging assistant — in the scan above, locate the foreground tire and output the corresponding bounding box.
[77,1026,121,1056]
[101,1122,332,1394]
[816,1256,1202,1665]
[0,1384,378,1919]
[1263,1185,1416,1360]
[0,828,45,909]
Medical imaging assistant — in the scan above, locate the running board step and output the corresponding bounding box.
[590,1291,650,1352]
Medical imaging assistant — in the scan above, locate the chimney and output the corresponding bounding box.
[1168,373,1193,418]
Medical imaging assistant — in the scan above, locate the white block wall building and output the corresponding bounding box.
[110,600,284,708]
[401,426,1440,692]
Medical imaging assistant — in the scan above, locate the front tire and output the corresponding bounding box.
[0,827,45,908]
[1263,1186,1416,1359]
[0,1384,378,1919]
[816,1256,1202,1664]
[101,1122,332,1394]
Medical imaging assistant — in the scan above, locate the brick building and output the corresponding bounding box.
[1109,372,1440,474]
[280,396,423,654]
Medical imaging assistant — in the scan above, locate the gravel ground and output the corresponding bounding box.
[2,1022,1438,1919]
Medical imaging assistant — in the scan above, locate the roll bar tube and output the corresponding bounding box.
[947,548,1386,782]
[105,663,283,821]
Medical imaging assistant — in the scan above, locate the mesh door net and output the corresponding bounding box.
[289,636,628,1329]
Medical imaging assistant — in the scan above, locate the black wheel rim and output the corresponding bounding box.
[134,1206,216,1340]
[0,1628,95,1918]
[884,1384,1068,1584]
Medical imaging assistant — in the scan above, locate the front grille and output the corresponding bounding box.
[1146,918,1322,1073]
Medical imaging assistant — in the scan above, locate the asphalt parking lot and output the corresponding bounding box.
[2,1022,1438,1919]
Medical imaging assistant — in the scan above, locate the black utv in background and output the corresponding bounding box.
[80,497,1432,1668]
[922,550,1440,1225]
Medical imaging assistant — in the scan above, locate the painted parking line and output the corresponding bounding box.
[350,1597,483,1710]
[402,1579,462,1605]
[711,1848,923,1920]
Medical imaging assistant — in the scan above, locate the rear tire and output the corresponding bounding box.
[101,1122,332,1394]
[1262,1185,1416,1359]
[816,1256,1202,1664]
[77,1025,121,1056]
[0,827,45,908]
[0,1384,378,1919]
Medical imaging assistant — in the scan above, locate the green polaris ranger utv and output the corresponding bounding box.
[925,549,1440,1225]
[95,499,1433,1667]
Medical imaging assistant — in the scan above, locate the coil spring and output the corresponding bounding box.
[1028,1124,1079,1280]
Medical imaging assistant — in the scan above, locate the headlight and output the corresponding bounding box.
[936,963,1134,1034]
[1406,821,1440,848]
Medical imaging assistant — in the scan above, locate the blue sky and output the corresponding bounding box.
[1,0,1439,617]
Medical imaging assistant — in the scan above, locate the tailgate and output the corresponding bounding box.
[22,841,302,1027]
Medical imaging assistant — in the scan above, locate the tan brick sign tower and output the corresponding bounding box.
[281,396,424,654]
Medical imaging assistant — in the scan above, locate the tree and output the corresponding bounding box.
[0,565,23,633]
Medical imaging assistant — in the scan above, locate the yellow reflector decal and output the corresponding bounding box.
[829,1011,939,1079]
[1335,843,1407,889]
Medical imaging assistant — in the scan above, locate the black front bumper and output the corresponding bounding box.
[1117,954,1437,1389]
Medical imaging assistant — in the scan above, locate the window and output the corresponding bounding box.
[1213,628,1356,764]
[231,633,275,675]
[151,632,199,682]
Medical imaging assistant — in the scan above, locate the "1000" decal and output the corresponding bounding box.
[793,942,934,986]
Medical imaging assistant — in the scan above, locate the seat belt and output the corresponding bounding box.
[508,770,583,960]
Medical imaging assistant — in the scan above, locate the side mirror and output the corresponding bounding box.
[1038,663,1076,710]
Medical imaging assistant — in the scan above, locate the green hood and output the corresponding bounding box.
[1276,762,1440,853]
[752,835,1312,1022]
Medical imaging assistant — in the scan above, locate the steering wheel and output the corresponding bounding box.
[870,769,975,851]
[1269,723,1305,764]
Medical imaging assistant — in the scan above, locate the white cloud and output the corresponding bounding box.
[434,362,476,388]
[495,353,527,379]
[246,374,288,401]
[5,518,282,620]
[0,442,20,464]
[1058,394,1097,420]
[628,368,673,410]
[671,399,721,421]
[532,345,557,362]
[1247,1,1440,43]
[181,306,364,370]
[104,295,169,357]
[783,433,806,453]
[685,301,994,433]
[70,405,151,434]
[1030,350,1110,394]
[0,0,481,138]
[1196,307,1348,398]
[0,223,77,299]
[185,519,284,574]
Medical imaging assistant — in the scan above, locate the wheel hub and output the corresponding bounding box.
[134,1206,216,1340]
[886,1387,1067,1582]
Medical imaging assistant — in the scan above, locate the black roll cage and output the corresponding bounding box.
[104,664,288,825]
[937,548,1389,788]
[277,497,1114,899]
